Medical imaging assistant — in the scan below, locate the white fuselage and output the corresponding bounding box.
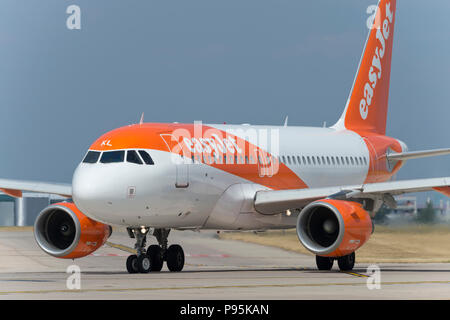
[71,124,395,230]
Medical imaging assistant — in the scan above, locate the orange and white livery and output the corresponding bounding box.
[1,0,450,273]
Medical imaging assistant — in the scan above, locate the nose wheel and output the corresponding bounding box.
[125,227,185,274]
[126,255,138,273]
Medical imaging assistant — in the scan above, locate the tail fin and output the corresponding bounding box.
[333,0,396,135]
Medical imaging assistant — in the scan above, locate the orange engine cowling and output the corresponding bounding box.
[34,202,112,259]
[296,199,372,257]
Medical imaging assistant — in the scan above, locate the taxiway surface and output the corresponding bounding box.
[1,228,450,299]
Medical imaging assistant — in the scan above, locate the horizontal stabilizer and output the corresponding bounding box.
[387,148,450,161]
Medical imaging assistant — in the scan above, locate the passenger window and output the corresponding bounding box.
[138,150,154,165]
[317,157,321,165]
[127,150,143,165]
[83,151,101,164]
[100,151,125,163]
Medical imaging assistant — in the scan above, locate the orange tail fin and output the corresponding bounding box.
[334,0,396,135]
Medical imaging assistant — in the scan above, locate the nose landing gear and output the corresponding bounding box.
[126,227,151,273]
[125,227,185,274]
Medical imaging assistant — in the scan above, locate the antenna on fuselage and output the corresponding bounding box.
[283,116,288,127]
[139,112,144,125]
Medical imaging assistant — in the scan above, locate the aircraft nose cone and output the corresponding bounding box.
[71,164,118,216]
[72,166,99,203]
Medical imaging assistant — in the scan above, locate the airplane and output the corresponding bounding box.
[1,0,449,273]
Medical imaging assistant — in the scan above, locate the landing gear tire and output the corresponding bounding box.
[316,255,334,270]
[126,255,139,274]
[137,255,151,273]
[166,244,185,272]
[337,252,355,271]
[147,244,164,272]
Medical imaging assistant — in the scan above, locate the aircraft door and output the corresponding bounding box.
[175,160,189,188]
[160,133,190,188]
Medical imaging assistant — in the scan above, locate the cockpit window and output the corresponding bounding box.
[127,150,143,164]
[83,151,101,164]
[100,151,125,163]
[138,150,154,165]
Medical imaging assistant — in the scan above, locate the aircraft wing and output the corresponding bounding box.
[254,177,450,215]
[0,179,72,198]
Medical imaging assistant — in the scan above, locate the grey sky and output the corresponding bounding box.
[0,1,449,203]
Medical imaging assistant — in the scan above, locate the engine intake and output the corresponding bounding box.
[34,202,111,259]
[296,199,372,257]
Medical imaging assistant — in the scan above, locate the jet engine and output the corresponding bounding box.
[34,202,112,259]
[296,199,372,257]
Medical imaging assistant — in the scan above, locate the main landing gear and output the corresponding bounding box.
[125,227,185,274]
[316,252,355,271]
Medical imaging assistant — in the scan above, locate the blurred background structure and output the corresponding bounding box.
[0,192,67,226]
